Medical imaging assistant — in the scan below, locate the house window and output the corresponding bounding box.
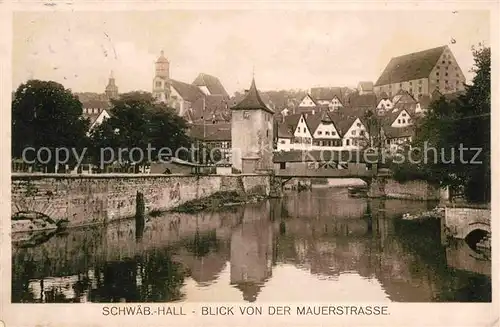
[445,72,448,76]
[351,130,356,135]
[398,119,401,123]
[280,140,285,144]
[243,111,250,119]
[332,131,336,135]
[155,81,162,87]
[318,131,322,135]
[437,79,440,84]
[436,72,439,76]
[356,123,361,127]
[448,61,452,64]
[280,162,286,170]
[402,119,406,124]
[402,112,407,116]
[303,128,306,133]
[442,60,445,64]
[360,130,365,136]
[346,139,350,146]
[445,80,448,84]
[325,131,330,135]
[266,130,269,137]
[437,65,440,69]
[399,83,402,87]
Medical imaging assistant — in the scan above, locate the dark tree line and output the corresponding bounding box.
[12,81,192,172]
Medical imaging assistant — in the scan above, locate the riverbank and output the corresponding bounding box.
[170,191,267,214]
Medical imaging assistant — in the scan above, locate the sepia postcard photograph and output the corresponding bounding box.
[0,1,498,327]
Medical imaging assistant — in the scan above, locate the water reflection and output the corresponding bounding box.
[12,188,491,303]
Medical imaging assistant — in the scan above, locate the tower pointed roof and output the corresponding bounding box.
[231,78,274,114]
[157,50,169,63]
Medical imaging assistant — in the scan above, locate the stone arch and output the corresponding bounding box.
[462,222,491,239]
[12,198,61,221]
[462,222,490,251]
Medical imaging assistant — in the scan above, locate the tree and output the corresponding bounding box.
[403,45,490,203]
[12,80,89,171]
[89,92,192,171]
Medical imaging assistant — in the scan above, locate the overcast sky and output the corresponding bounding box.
[12,10,490,95]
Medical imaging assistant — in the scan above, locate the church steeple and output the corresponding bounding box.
[105,70,118,99]
[153,50,171,103]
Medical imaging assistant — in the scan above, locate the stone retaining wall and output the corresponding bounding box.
[11,173,271,228]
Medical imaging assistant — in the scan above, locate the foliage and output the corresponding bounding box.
[88,92,191,170]
[402,45,491,202]
[12,80,89,171]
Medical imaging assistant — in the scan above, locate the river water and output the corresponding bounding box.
[12,187,491,303]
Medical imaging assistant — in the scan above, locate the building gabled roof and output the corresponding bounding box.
[171,79,205,103]
[189,94,230,122]
[383,125,415,139]
[192,73,229,98]
[81,100,111,110]
[276,123,294,138]
[188,123,231,141]
[310,87,344,102]
[392,89,417,106]
[417,94,432,108]
[231,78,274,114]
[358,81,374,91]
[375,45,447,86]
[347,93,378,108]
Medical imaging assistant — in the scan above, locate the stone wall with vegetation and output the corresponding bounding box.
[11,173,271,228]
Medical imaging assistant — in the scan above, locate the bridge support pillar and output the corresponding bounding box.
[367,176,386,198]
[269,175,284,198]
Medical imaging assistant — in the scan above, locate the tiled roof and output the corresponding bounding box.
[171,79,205,103]
[75,92,109,103]
[383,126,415,139]
[192,73,229,97]
[231,79,274,114]
[273,149,379,163]
[188,123,231,141]
[310,87,344,102]
[81,100,111,109]
[304,111,333,135]
[378,91,389,100]
[283,113,303,129]
[418,94,432,108]
[375,45,447,86]
[358,81,374,91]
[189,94,230,122]
[347,93,378,108]
[276,123,294,138]
[327,111,358,137]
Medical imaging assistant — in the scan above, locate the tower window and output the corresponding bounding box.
[155,81,162,88]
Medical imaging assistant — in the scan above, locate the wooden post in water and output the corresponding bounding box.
[135,191,145,241]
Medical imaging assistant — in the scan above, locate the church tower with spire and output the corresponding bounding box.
[105,70,119,99]
[231,77,274,173]
[152,50,171,103]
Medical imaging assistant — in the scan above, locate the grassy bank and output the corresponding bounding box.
[170,191,266,214]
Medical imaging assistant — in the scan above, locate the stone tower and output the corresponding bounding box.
[231,78,274,173]
[105,70,119,99]
[152,50,171,103]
